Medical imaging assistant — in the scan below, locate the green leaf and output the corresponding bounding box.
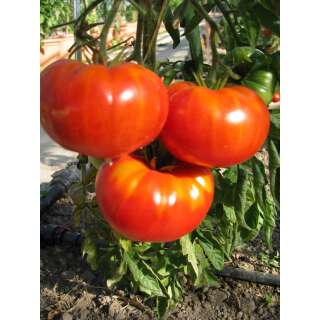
[268,139,280,207]
[184,0,215,35]
[124,252,165,297]
[251,157,267,211]
[156,297,170,319]
[263,192,277,248]
[269,109,280,141]
[82,234,98,271]
[223,204,237,224]
[163,6,180,48]
[194,243,219,287]
[240,202,264,241]
[106,259,127,288]
[198,240,224,271]
[252,2,280,36]
[234,166,252,230]
[180,234,199,277]
[238,0,260,47]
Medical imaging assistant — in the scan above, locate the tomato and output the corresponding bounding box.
[41,60,169,159]
[160,85,270,168]
[272,92,280,103]
[167,81,195,97]
[95,155,214,242]
[261,27,272,38]
[242,70,275,105]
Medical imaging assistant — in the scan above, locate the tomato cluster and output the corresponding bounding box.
[41,60,270,242]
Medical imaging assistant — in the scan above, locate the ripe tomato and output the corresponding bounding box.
[160,85,270,168]
[272,92,280,103]
[167,81,195,97]
[95,155,214,242]
[41,60,168,159]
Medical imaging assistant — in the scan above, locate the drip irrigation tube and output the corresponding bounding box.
[40,166,80,214]
[40,223,280,287]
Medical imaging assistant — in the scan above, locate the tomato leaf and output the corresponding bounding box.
[268,139,280,207]
[223,204,237,224]
[106,259,127,288]
[82,233,98,271]
[251,157,267,212]
[234,166,252,230]
[163,6,180,49]
[124,252,165,297]
[269,109,280,141]
[198,239,224,271]
[180,234,199,277]
[238,0,260,47]
[252,2,280,36]
[194,243,219,287]
[240,202,264,242]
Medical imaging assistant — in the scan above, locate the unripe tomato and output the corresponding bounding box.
[41,60,168,159]
[160,85,270,168]
[167,81,195,97]
[272,92,280,102]
[95,155,214,242]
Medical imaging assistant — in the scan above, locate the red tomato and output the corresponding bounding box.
[160,86,270,168]
[41,60,168,159]
[95,155,214,242]
[272,92,280,102]
[167,81,195,97]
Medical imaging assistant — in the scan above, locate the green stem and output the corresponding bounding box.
[143,0,168,69]
[128,8,144,63]
[99,0,122,65]
[189,0,224,44]
[214,0,241,44]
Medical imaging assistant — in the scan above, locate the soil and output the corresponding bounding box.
[41,192,279,320]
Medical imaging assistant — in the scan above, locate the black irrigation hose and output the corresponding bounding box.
[40,166,80,215]
[215,267,280,287]
[40,224,280,287]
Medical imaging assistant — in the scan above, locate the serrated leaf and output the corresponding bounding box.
[156,296,170,319]
[268,139,280,207]
[194,243,219,287]
[106,259,127,288]
[269,109,280,140]
[124,252,165,297]
[251,157,267,211]
[199,240,224,271]
[240,202,264,242]
[180,234,199,277]
[239,0,260,47]
[234,166,252,230]
[223,204,237,224]
[82,235,98,271]
[163,6,180,48]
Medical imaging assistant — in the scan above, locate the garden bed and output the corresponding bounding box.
[40,188,279,320]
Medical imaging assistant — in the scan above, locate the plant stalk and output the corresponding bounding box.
[99,0,122,65]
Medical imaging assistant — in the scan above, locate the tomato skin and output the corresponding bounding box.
[160,86,270,168]
[272,92,280,102]
[167,81,195,97]
[95,155,214,242]
[41,60,169,158]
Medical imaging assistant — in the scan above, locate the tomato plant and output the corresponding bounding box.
[96,155,214,242]
[41,0,280,318]
[161,85,270,168]
[41,59,168,159]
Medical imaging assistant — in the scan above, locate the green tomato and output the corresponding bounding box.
[242,70,275,105]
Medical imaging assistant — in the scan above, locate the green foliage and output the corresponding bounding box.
[40,0,73,39]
